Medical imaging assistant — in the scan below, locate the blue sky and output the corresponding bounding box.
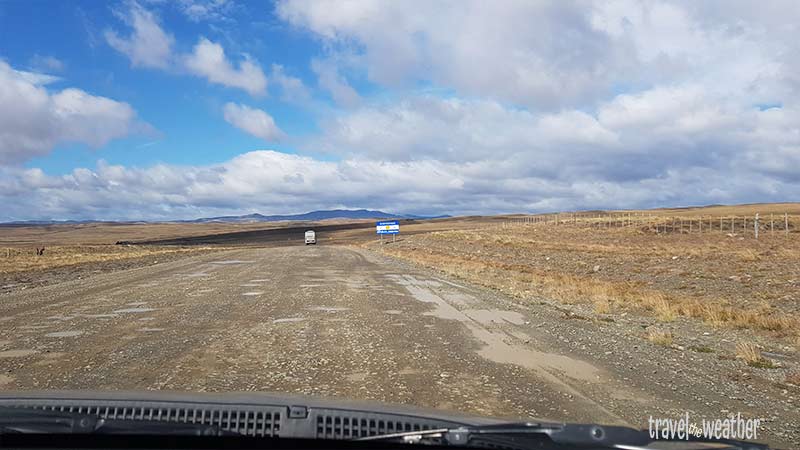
[0,1,799,220]
[2,0,322,172]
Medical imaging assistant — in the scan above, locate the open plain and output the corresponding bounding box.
[1,205,799,447]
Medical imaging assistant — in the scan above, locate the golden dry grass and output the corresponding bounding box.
[0,245,220,274]
[373,204,800,343]
[647,330,674,347]
[735,342,776,368]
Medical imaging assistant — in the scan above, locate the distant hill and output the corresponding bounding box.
[180,209,450,223]
[0,209,450,226]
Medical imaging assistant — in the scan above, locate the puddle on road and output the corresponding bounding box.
[433,277,468,290]
[210,260,254,265]
[308,306,350,312]
[184,272,211,278]
[137,283,160,288]
[273,317,305,324]
[442,292,476,307]
[0,349,38,358]
[113,307,156,314]
[242,292,264,296]
[464,309,526,325]
[395,274,604,389]
[45,331,84,338]
[250,279,270,283]
[240,283,261,287]
[138,317,156,321]
[300,284,322,288]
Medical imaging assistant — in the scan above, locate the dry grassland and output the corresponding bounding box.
[0,245,220,274]
[373,205,800,344]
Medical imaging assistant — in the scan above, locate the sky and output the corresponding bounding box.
[0,0,799,221]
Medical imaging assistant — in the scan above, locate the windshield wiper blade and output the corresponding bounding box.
[0,407,229,436]
[356,422,769,450]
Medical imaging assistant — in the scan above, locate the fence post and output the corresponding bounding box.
[731,216,735,233]
[786,213,790,236]
[720,216,723,233]
[771,214,774,234]
[754,213,759,240]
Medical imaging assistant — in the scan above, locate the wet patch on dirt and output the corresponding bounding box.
[463,309,526,325]
[393,273,613,419]
[0,349,38,358]
[273,317,305,323]
[242,292,264,296]
[45,331,84,338]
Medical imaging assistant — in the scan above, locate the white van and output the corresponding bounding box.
[304,230,316,245]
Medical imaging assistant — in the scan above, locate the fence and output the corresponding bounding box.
[500,212,797,239]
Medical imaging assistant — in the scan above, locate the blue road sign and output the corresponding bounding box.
[376,220,400,234]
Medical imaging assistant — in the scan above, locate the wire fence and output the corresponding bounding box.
[499,212,797,239]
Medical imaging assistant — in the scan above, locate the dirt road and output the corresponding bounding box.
[0,246,796,446]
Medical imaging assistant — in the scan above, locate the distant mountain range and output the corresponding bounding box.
[178,209,449,223]
[0,209,449,225]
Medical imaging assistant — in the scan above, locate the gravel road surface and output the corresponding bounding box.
[0,245,795,447]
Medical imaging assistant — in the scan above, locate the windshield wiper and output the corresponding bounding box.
[0,407,229,436]
[356,422,770,450]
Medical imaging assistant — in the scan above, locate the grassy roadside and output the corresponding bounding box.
[369,223,800,344]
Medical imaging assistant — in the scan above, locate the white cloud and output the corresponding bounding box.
[223,103,285,141]
[2,148,799,221]
[278,0,800,109]
[313,96,617,163]
[310,90,800,184]
[29,54,65,72]
[270,64,311,103]
[105,1,174,69]
[178,0,234,22]
[0,61,138,165]
[311,59,360,108]
[183,38,268,96]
